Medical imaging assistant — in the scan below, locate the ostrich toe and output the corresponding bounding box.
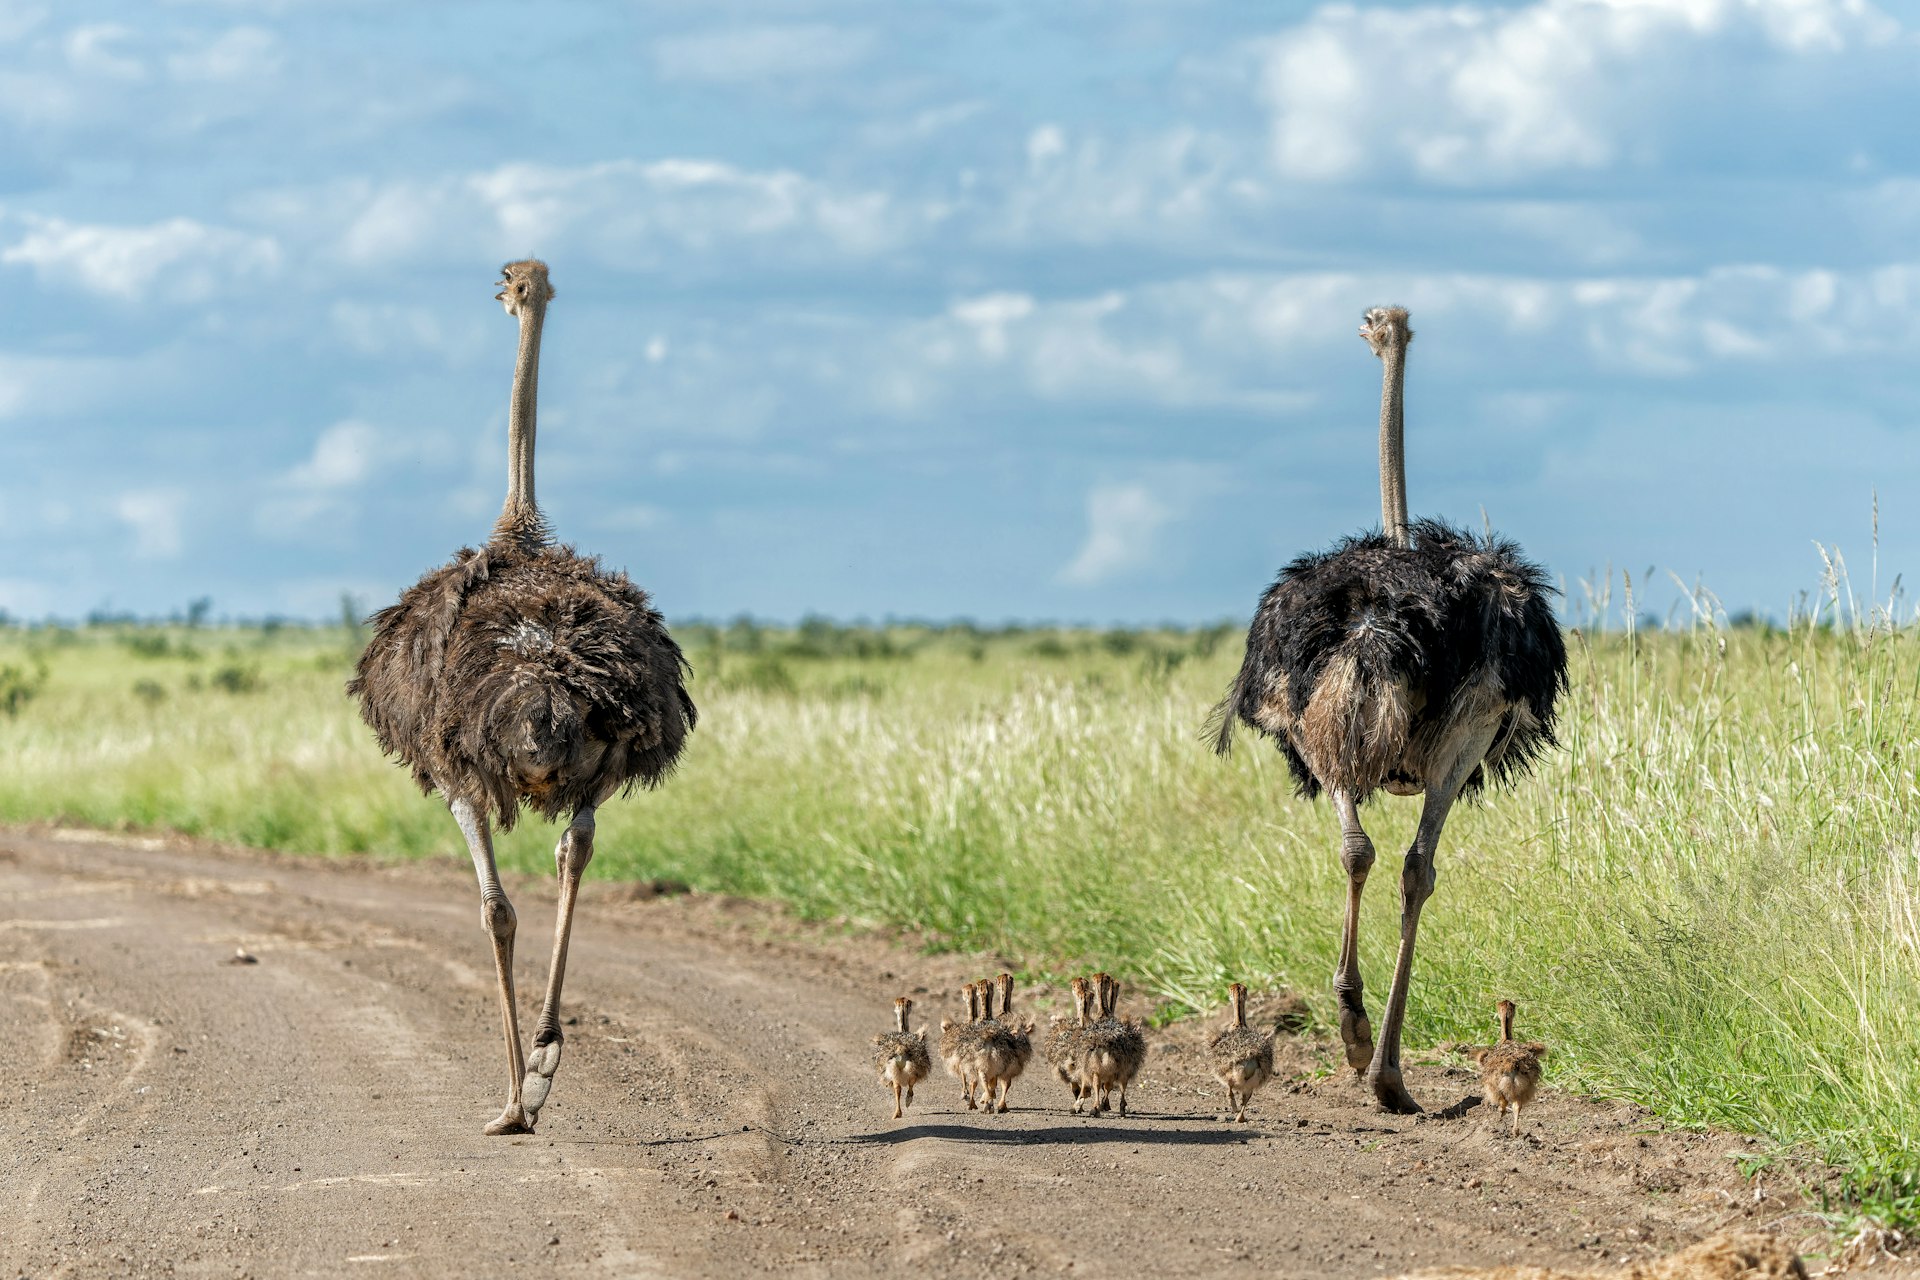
[1339,1007,1374,1072]
[1368,1065,1421,1115]
[484,1103,533,1136]
[519,1034,564,1120]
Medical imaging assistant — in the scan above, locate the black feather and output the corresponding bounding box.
[1212,518,1566,802]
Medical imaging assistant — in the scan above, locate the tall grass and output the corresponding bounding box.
[0,599,1916,1221]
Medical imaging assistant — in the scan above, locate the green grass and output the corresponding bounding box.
[1,605,1917,1223]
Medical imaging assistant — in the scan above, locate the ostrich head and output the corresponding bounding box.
[893,995,914,1033]
[496,259,555,317]
[1496,999,1517,1040]
[1358,305,1412,358]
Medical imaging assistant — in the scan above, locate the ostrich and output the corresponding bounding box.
[1470,998,1548,1136]
[1211,306,1565,1114]
[348,260,696,1135]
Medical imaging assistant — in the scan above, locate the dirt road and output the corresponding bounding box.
[0,828,1813,1278]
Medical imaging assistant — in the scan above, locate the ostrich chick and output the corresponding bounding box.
[1081,972,1147,1117]
[1470,998,1547,1136]
[1208,982,1275,1123]
[1045,977,1095,1112]
[970,972,1034,1114]
[940,981,987,1109]
[872,996,931,1120]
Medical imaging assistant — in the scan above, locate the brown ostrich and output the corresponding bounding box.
[1470,999,1547,1136]
[348,260,696,1135]
[1212,306,1566,1114]
[872,996,931,1120]
[1208,982,1275,1123]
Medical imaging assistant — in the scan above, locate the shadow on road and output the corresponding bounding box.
[846,1119,1263,1147]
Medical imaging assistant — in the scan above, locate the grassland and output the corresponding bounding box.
[1,597,1917,1224]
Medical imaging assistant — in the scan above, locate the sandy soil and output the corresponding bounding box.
[0,827,1843,1278]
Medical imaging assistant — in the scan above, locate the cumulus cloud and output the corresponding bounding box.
[948,291,1035,360]
[261,420,413,538]
[997,124,1259,247]
[168,25,280,82]
[65,23,144,80]
[286,420,376,490]
[1,215,279,300]
[1259,0,1907,183]
[1059,483,1174,586]
[653,24,876,84]
[874,256,1920,421]
[307,159,912,269]
[115,489,186,561]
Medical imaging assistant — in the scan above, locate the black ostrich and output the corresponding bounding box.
[348,260,696,1135]
[1211,306,1566,1114]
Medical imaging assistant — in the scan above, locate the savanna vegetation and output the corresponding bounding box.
[1,567,1916,1226]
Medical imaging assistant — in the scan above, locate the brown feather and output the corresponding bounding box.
[348,540,695,830]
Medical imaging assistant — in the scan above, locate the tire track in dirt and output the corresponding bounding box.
[0,830,1821,1278]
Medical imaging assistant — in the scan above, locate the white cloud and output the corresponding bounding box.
[890,287,1223,412]
[653,24,876,84]
[115,489,185,561]
[873,256,1920,420]
[595,504,668,533]
[315,159,912,268]
[949,291,1034,360]
[861,99,986,148]
[2,215,278,301]
[0,577,55,617]
[287,420,376,490]
[1027,124,1067,167]
[168,26,280,82]
[261,419,418,538]
[1259,0,1906,183]
[992,125,1259,249]
[65,24,144,80]
[0,349,181,419]
[1059,483,1173,586]
[328,302,483,364]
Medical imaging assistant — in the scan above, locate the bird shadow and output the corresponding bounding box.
[847,1119,1263,1148]
[1429,1094,1484,1121]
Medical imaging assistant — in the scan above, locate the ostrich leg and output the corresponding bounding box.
[1365,723,1500,1114]
[519,803,598,1127]
[451,798,531,1135]
[1331,789,1376,1073]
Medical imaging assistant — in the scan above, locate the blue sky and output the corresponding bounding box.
[1,0,1916,625]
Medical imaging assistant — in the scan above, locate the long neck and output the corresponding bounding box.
[1230,992,1247,1030]
[493,296,551,548]
[894,1004,910,1034]
[1497,1006,1515,1043]
[1378,341,1409,548]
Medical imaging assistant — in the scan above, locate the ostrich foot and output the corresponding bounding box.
[1339,1007,1375,1073]
[484,1103,533,1136]
[518,1035,564,1122]
[1367,1065,1421,1115]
